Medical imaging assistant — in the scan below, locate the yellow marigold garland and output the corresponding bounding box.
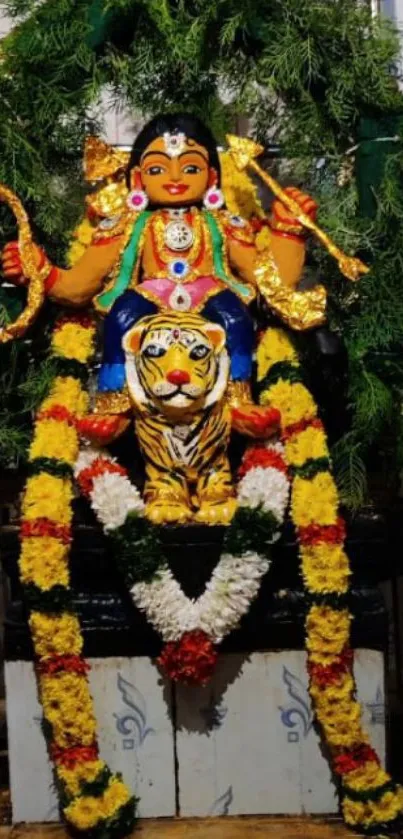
[67,217,95,267]
[257,326,403,833]
[18,313,137,837]
[53,149,402,832]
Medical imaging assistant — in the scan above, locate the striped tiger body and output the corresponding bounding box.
[123,312,236,525]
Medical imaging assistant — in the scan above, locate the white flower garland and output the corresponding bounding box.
[131,552,270,644]
[237,465,290,519]
[75,443,290,648]
[75,448,145,531]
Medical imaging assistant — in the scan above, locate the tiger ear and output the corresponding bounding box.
[123,323,145,354]
[202,322,226,354]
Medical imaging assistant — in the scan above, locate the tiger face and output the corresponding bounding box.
[123,312,229,415]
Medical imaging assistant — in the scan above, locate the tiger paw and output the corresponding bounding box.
[231,404,280,439]
[146,501,192,525]
[194,497,237,525]
[78,414,130,445]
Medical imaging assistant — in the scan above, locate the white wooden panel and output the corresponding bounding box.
[354,649,386,762]
[175,650,386,817]
[88,658,176,818]
[175,652,309,817]
[5,660,57,823]
[6,657,175,822]
[6,649,386,822]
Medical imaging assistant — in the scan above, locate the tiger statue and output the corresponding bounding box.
[122,311,236,525]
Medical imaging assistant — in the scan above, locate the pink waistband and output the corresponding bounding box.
[139,276,220,310]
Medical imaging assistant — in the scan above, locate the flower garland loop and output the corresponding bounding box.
[75,440,290,685]
[17,311,403,835]
[256,327,403,834]
[19,313,137,837]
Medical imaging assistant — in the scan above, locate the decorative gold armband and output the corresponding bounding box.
[269,218,305,237]
[226,379,253,408]
[94,388,131,415]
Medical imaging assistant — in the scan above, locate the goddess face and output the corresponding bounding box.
[132,135,216,207]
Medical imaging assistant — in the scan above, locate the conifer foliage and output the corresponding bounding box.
[1,0,403,505]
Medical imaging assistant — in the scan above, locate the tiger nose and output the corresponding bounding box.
[166,369,190,385]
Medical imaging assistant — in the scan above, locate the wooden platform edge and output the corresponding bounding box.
[0,817,360,838]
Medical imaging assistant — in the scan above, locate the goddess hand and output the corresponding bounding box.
[271,187,318,235]
[2,241,25,284]
[1,240,45,285]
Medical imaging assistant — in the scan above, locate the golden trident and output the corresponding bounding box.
[226,135,369,282]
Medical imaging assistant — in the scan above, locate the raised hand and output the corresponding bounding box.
[1,240,46,285]
[271,187,318,236]
[1,241,26,284]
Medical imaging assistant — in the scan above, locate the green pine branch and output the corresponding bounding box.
[0,0,403,503]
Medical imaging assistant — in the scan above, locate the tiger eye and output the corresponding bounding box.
[190,345,209,360]
[144,344,166,358]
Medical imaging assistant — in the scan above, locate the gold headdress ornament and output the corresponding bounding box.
[0,186,50,344]
[226,134,369,283]
[84,136,130,182]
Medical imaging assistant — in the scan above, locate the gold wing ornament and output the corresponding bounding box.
[226,134,369,330]
[84,136,130,182]
[0,186,51,344]
[84,136,130,219]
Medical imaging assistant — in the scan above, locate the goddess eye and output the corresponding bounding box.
[144,344,166,358]
[190,344,209,360]
[145,165,166,176]
[182,165,201,174]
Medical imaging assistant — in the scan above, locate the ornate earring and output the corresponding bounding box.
[127,170,149,212]
[203,184,225,211]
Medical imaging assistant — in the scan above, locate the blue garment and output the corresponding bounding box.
[98,288,254,392]
[98,291,156,392]
[203,290,254,381]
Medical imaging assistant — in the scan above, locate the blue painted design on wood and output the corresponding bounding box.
[366,685,385,725]
[209,786,233,816]
[279,666,314,741]
[114,672,155,749]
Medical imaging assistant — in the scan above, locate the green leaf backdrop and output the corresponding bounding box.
[0,0,402,507]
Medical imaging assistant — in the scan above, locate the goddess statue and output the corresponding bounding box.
[1,114,401,839]
[3,112,319,445]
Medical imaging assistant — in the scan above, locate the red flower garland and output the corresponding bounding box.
[55,314,95,330]
[158,630,218,686]
[77,457,128,498]
[238,445,287,478]
[38,655,91,677]
[51,743,99,770]
[298,517,346,546]
[281,416,324,440]
[20,518,72,544]
[334,745,380,776]
[37,405,77,426]
[308,648,353,687]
